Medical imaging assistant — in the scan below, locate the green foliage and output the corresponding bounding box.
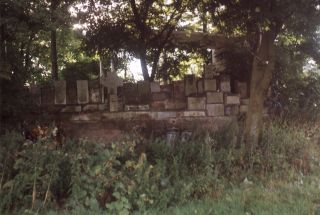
[0,122,313,214]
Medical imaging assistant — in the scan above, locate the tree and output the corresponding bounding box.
[81,0,193,81]
[209,0,320,148]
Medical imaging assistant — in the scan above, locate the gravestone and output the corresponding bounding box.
[240,105,248,113]
[225,105,240,116]
[204,79,217,92]
[150,82,161,93]
[187,97,206,110]
[224,94,240,105]
[137,81,151,103]
[206,92,223,104]
[207,104,225,116]
[54,81,66,105]
[109,95,118,112]
[89,80,100,103]
[41,85,54,105]
[197,79,204,94]
[100,72,123,95]
[123,83,138,104]
[219,75,231,92]
[66,81,78,104]
[77,80,89,104]
[184,75,197,96]
[173,81,184,99]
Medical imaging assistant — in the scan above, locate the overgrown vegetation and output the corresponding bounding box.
[0,121,317,214]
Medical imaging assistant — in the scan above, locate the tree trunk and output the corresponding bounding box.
[139,48,150,81]
[50,0,58,80]
[243,30,276,150]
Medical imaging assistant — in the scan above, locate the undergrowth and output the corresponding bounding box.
[0,121,315,214]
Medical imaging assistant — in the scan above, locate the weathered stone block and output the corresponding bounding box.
[77,80,89,104]
[109,95,118,112]
[152,92,169,101]
[197,79,204,94]
[185,75,197,96]
[204,79,217,92]
[124,105,138,111]
[240,105,248,113]
[137,81,151,103]
[41,85,54,105]
[225,105,240,116]
[182,111,206,117]
[66,81,77,105]
[219,75,231,92]
[83,104,98,112]
[61,105,81,113]
[123,83,138,104]
[187,97,206,110]
[235,81,248,98]
[207,104,225,116]
[150,82,161,93]
[173,81,185,99]
[165,99,187,110]
[224,94,240,105]
[206,92,224,104]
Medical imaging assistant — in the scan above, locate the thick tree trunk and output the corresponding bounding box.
[51,29,58,80]
[243,31,276,150]
[139,48,150,81]
[50,0,58,81]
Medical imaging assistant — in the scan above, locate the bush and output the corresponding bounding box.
[0,122,312,214]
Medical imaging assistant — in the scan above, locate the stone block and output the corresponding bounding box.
[240,105,248,113]
[137,81,151,103]
[241,98,250,105]
[204,79,217,92]
[173,81,185,99]
[54,81,66,105]
[83,104,98,112]
[207,104,225,116]
[138,104,150,111]
[235,81,248,98]
[61,105,81,113]
[124,105,138,111]
[123,83,138,104]
[182,111,206,117]
[66,81,77,105]
[77,80,89,104]
[224,94,240,105]
[219,75,231,92]
[197,79,204,94]
[150,101,166,110]
[206,92,224,104]
[225,105,240,116]
[187,97,206,110]
[185,75,197,96]
[150,82,161,93]
[109,95,118,112]
[152,92,169,101]
[41,85,54,105]
[165,99,187,110]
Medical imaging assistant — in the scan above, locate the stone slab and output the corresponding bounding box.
[187,97,206,110]
[219,75,231,92]
[224,94,240,105]
[206,92,223,104]
[165,99,187,110]
[206,104,225,116]
[137,81,151,103]
[89,80,100,103]
[54,81,66,105]
[204,79,217,92]
[138,104,150,111]
[150,82,161,93]
[240,105,248,113]
[66,81,77,105]
[182,111,206,117]
[77,80,89,104]
[124,105,138,111]
[197,79,204,94]
[109,95,118,112]
[185,75,197,96]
